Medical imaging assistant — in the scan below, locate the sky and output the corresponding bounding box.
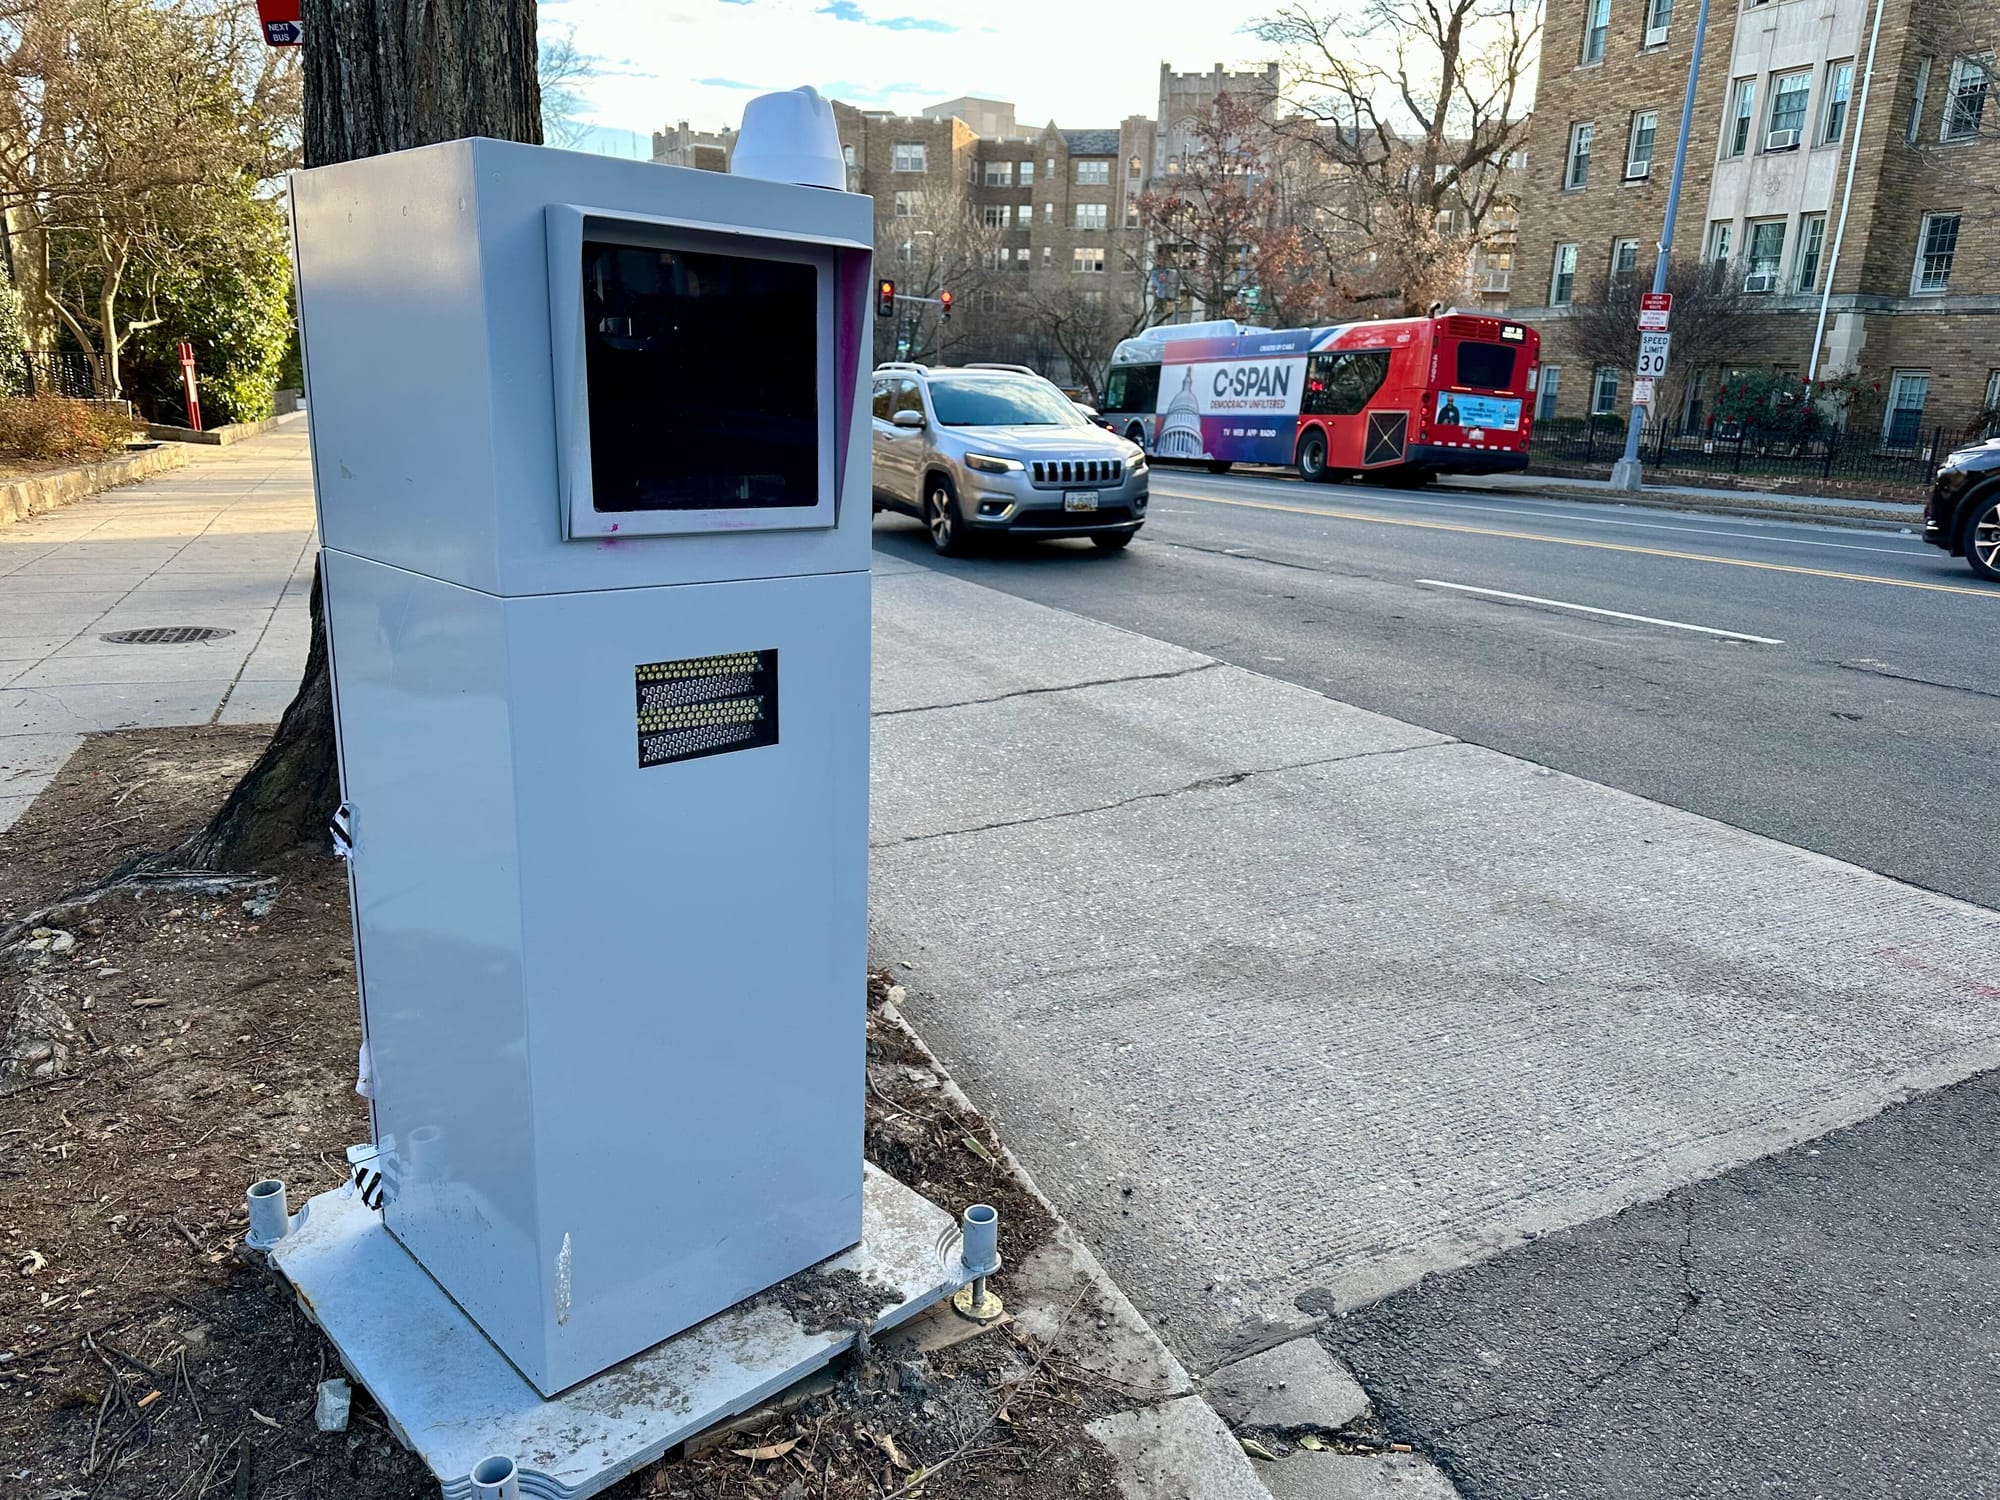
[542,0,1281,146]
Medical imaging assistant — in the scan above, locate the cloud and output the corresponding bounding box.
[816,1,954,31]
[697,75,766,89]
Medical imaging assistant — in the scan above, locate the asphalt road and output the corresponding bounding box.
[873,468,2000,908]
[1323,1069,2000,1500]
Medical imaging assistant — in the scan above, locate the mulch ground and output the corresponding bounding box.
[1,728,1129,1500]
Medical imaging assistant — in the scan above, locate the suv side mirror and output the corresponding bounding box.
[891,409,926,429]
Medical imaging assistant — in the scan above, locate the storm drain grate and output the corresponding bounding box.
[100,626,235,646]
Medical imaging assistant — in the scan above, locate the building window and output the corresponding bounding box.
[895,240,914,266]
[1075,202,1108,230]
[1129,154,1143,179]
[1582,0,1610,63]
[1591,366,1619,415]
[1126,200,1141,228]
[1611,238,1639,291]
[1983,369,2000,435]
[983,161,1013,186]
[1073,246,1104,273]
[1016,247,1031,269]
[1550,242,1579,304]
[1075,159,1110,185]
[1043,201,1053,223]
[1042,245,1052,267]
[1944,54,1992,140]
[981,204,1011,229]
[1046,156,1055,175]
[1795,214,1827,291]
[1913,212,1960,292]
[1884,371,1929,445]
[1537,365,1562,420]
[1767,71,1811,143]
[1746,219,1786,276]
[1726,78,1757,157]
[1565,123,1593,188]
[1707,219,1733,262]
[1907,58,1933,141]
[893,190,918,218]
[1628,111,1658,173]
[1019,160,1035,186]
[977,287,1001,314]
[1822,61,1854,142]
[892,141,927,173]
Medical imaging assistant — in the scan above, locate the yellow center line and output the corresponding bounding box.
[1155,486,1998,600]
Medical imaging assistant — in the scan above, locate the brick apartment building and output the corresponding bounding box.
[655,65,1304,389]
[1513,0,1997,439]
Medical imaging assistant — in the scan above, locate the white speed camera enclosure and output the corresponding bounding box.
[291,138,875,1397]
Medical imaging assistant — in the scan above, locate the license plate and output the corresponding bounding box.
[1065,491,1099,512]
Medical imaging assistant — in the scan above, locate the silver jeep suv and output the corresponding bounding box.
[871,363,1149,554]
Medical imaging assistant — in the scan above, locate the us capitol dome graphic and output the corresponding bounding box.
[1157,368,1206,458]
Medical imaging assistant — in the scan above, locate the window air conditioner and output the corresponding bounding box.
[1764,128,1800,151]
[1624,159,1652,180]
[1742,272,1777,292]
[1645,23,1670,45]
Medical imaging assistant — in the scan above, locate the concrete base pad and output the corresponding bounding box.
[270,1165,969,1499]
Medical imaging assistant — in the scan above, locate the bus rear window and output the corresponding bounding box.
[1455,342,1517,391]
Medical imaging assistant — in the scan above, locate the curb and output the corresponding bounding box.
[0,443,195,528]
[144,411,300,447]
[876,987,1270,1498]
[1480,475,1923,531]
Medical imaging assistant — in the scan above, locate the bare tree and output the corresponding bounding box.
[0,0,299,395]
[1257,0,1537,314]
[1027,271,1159,404]
[1564,256,1752,422]
[538,23,592,149]
[184,0,542,871]
[1139,93,1295,321]
[874,181,1002,365]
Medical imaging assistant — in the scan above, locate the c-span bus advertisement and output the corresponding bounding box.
[1100,314,1541,485]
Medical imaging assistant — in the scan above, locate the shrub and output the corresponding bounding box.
[0,396,135,464]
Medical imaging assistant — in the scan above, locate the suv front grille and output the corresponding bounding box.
[1029,458,1123,487]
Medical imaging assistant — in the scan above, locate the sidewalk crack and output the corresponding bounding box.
[873,740,1449,849]
[873,661,1220,718]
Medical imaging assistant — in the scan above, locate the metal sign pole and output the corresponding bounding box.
[1611,0,1715,491]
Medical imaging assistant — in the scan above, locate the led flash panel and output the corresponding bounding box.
[635,650,778,767]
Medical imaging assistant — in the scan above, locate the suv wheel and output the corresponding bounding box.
[1297,430,1331,484]
[1963,492,2000,581]
[925,478,971,556]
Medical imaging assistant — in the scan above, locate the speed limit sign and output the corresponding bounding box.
[1637,330,1671,380]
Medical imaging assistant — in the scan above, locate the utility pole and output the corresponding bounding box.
[184,0,544,870]
[1610,0,1714,491]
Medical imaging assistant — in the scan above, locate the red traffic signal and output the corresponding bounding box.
[939,290,953,321]
[877,279,895,318]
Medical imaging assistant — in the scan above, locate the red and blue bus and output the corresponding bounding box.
[1100,314,1541,485]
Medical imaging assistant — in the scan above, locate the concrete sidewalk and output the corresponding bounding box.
[0,420,316,829]
[1458,468,1924,526]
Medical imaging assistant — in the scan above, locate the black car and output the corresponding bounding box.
[1925,436,2000,581]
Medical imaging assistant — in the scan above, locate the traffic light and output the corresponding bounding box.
[877,279,895,318]
[939,290,953,322]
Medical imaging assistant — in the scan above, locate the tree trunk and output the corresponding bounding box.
[182,0,540,872]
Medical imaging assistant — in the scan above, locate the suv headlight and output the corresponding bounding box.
[964,453,1024,474]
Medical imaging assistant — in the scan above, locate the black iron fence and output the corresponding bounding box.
[18,351,98,400]
[1531,416,1944,492]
